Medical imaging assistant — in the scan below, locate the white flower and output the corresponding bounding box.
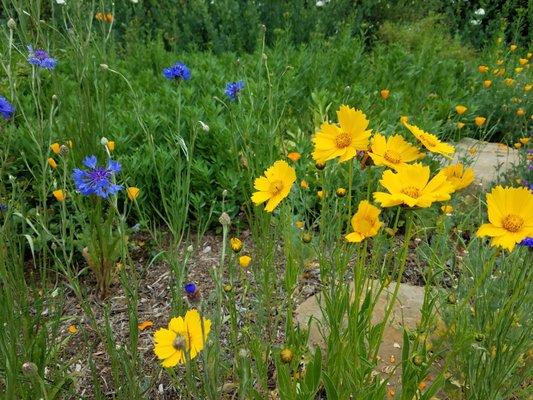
[474,8,485,16]
[56,0,66,4]
[131,0,138,3]
[316,0,324,7]
[470,19,481,26]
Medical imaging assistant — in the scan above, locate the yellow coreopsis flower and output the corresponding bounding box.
[300,180,309,189]
[368,133,424,171]
[525,84,532,92]
[510,44,517,52]
[474,116,486,127]
[153,310,211,367]
[126,187,140,201]
[514,143,522,149]
[496,59,504,66]
[441,163,475,192]
[483,80,492,88]
[287,152,301,162]
[239,255,252,268]
[476,186,533,251]
[373,163,454,208]
[516,108,525,117]
[380,89,390,99]
[107,141,116,152]
[515,67,523,74]
[455,105,468,115]
[441,205,453,214]
[345,200,383,243]
[251,160,296,212]
[478,65,489,73]
[505,78,515,86]
[312,105,371,164]
[519,58,528,66]
[457,122,465,129]
[48,158,58,169]
[53,189,66,202]
[230,237,243,253]
[519,137,530,145]
[50,143,61,154]
[528,52,532,59]
[403,121,455,157]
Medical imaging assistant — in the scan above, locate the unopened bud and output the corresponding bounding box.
[52,94,58,101]
[59,145,69,156]
[198,121,210,132]
[187,245,194,253]
[219,212,231,227]
[260,24,266,32]
[262,53,268,61]
[7,18,16,30]
[344,85,351,93]
[280,348,293,363]
[22,362,38,377]
[222,189,228,198]
[100,137,109,146]
[100,63,109,70]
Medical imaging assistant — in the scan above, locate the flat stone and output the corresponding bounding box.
[451,138,520,188]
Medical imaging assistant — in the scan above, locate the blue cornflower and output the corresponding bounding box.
[224,80,245,101]
[27,46,57,70]
[0,96,15,120]
[72,155,122,198]
[519,237,533,247]
[162,62,191,81]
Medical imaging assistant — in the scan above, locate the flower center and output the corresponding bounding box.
[384,150,401,164]
[501,214,524,233]
[358,218,374,232]
[335,132,352,149]
[401,186,420,198]
[173,334,188,350]
[269,180,284,195]
[421,134,437,147]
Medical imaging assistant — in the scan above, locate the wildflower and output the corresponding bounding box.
[184,282,198,296]
[315,162,325,170]
[403,121,455,157]
[219,212,231,226]
[516,108,525,117]
[72,155,122,199]
[317,190,324,200]
[514,143,522,149]
[336,188,347,197]
[53,189,66,202]
[95,12,113,23]
[48,158,58,169]
[230,237,243,253]
[224,80,245,101]
[153,309,211,367]
[510,44,517,52]
[519,237,533,247]
[474,8,485,16]
[373,163,454,208]
[528,52,533,59]
[287,152,301,162]
[107,141,115,152]
[368,133,424,171]
[21,362,38,377]
[0,96,15,120]
[163,62,191,81]
[441,163,475,192]
[380,89,390,99]
[468,146,477,155]
[519,137,530,145]
[400,116,409,124]
[300,180,309,189]
[504,78,515,86]
[50,143,61,154]
[474,116,486,127]
[496,59,504,65]
[312,105,371,164]
[515,67,523,74]
[455,105,468,115]
[138,321,154,331]
[345,200,382,242]
[295,220,304,229]
[441,205,453,214]
[126,187,140,201]
[457,122,465,129]
[301,233,312,243]
[239,255,252,268]
[477,65,488,73]
[67,324,77,334]
[27,46,57,70]
[483,80,492,88]
[470,19,480,26]
[280,348,293,363]
[476,186,533,251]
[251,160,296,212]
[495,68,505,77]
[525,84,532,92]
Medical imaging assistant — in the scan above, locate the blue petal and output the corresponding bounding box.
[83,155,98,169]
[107,160,121,174]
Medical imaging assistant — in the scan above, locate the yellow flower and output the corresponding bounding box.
[525,84,532,92]
[515,67,523,74]
[441,163,475,192]
[441,205,453,214]
[468,146,477,155]
[510,44,517,52]
[50,143,61,154]
[300,180,309,189]
[519,137,530,145]
[478,65,489,73]
[345,200,383,243]
[474,116,486,127]
[483,80,492,88]
[514,143,522,149]
[230,237,243,253]
[519,58,528,66]
[239,255,252,268]
[312,105,371,164]
[154,310,211,367]
[403,121,455,157]
[295,220,304,229]
[504,78,515,86]
[516,108,525,117]
[251,160,296,212]
[455,105,468,115]
[107,141,115,152]
[380,89,390,99]
[368,133,424,171]
[48,158,58,169]
[287,152,301,162]
[476,186,533,251]
[457,122,465,129]
[67,324,78,334]
[496,68,505,76]
[373,163,454,208]
[528,52,533,59]
[400,116,409,124]
[126,187,140,201]
[336,187,347,197]
[496,59,504,66]
[53,189,66,202]
[317,190,324,200]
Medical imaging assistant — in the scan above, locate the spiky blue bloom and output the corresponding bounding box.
[162,62,191,81]
[519,237,533,247]
[224,80,245,101]
[0,96,15,120]
[72,155,122,198]
[27,46,57,70]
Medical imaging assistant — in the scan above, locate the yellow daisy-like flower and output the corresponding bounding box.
[476,186,533,251]
[368,133,424,171]
[50,143,61,154]
[441,205,453,214]
[441,163,475,192]
[403,121,455,157]
[483,80,492,88]
[518,58,528,66]
[457,122,465,129]
[455,105,468,115]
[373,163,454,208]
[48,158,58,169]
[230,237,243,253]
[345,200,383,243]
[239,255,252,268]
[474,116,486,127]
[126,187,140,201]
[53,189,66,202]
[251,160,296,212]
[153,309,211,367]
[312,105,371,164]
[478,65,489,73]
